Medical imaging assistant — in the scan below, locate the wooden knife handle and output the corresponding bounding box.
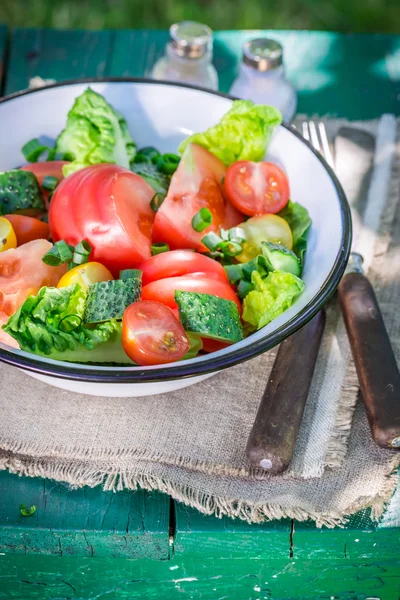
[338,272,400,449]
[246,311,325,474]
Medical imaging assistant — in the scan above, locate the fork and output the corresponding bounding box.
[246,121,400,472]
[303,121,400,449]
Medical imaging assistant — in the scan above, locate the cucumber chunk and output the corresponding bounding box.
[175,291,243,344]
[84,277,142,323]
[261,242,301,277]
[0,170,45,215]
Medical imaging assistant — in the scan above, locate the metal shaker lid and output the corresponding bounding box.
[243,38,283,71]
[170,21,213,59]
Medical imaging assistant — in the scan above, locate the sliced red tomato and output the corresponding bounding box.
[152,144,243,252]
[49,164,156,276]
[122,301,190,366]
[20,161,69,209]
[224,161,290,216]
[3,214,50,246]
[0,239,67,348]
[140,250,228,285]
[142,275,242,313]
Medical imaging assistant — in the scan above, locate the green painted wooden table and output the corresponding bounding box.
[0,25,400,599]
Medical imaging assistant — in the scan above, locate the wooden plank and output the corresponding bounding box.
[291,514,400,562]
[214,30,400,119]
[5,28,114,95]
[109,29,169,78]
[174,503,400,561]
[5,27,400,116]
[0,24,8,93]
[110,29,400,118]
[1,553,400,599]
[0,471,170,559]
[174,503,293,559]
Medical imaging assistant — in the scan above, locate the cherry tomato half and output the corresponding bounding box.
[0,217,17,252]
[57,261,113,292]
[224,161,290,216]
[140,250,228,285]
[142,275,242,313]
[122,301,190,366]
[3,214,50,246]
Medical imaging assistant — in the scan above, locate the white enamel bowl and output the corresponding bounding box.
[0,79,351,397]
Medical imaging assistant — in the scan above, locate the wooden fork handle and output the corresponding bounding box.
[246,311,325,474]
[338,272,400,449]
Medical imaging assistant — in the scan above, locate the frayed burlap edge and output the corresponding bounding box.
[1,451,399,527]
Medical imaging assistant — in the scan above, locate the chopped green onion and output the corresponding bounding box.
[157,153,180,175]
[241,256,268,281]
[228,227,246,242]
[220,228,230,241]
[218,240,243,257]
[204,251,224,261]
[46,148,57,161]
[137,146,160,163]
[192,208,213,232]
[58,314,82,333]
[241,257,261,281]
[237,280,254,298]
[42,175,59,191]
[42,240,74,266]
[202,232,223,252]
[21,138,52,163]
[120,269,142,280]
[72,240,92,266]
[224,263,243,283]
[220,255,235,266]
[151,243,170,255]
[20,504,36,517]
[150,192,166,212]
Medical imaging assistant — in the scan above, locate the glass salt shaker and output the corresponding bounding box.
[151,21,219,91]
[229,38,297,124]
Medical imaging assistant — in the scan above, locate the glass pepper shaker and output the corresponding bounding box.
[229,38,297,124]
[151,21,219,91]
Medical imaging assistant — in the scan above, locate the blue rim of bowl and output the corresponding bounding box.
[0,77,352,383]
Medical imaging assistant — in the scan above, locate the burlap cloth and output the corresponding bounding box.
[0,117,399,526]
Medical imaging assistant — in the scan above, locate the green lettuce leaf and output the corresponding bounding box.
[242,270,305,330]
[278,201,312,265]
[3,284,133,364]
[55,88,136,177]
[179,100,282,166]
[182,333,203,360]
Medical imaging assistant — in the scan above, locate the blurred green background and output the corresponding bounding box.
[0,0,399,32]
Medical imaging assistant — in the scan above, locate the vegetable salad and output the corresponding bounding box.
[0,88,311,366]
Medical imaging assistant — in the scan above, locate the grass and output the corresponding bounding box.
[0,0,399,33]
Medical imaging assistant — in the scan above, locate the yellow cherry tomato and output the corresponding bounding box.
[57,261,113,291]
[0,216,17,252]
[237,214,293,263]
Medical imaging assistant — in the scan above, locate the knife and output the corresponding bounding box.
[338,253,400,449]
[245,310,325,473]
[335,123,400,449]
